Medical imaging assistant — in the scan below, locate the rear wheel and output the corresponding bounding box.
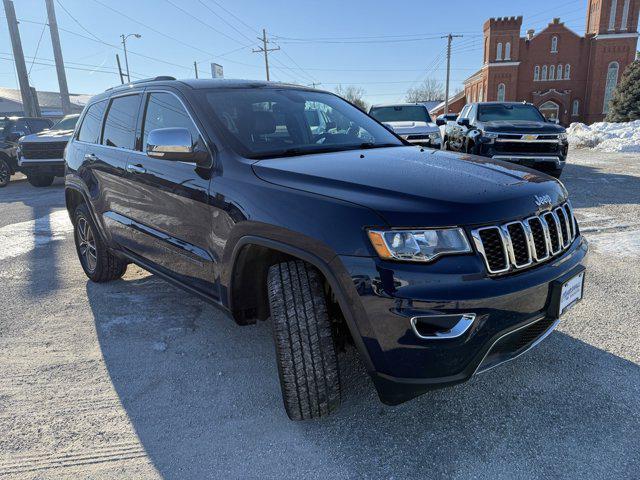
[73,203,127,282]
[0,158,9,188]
[27,174,55,187]
[267,260,341,420]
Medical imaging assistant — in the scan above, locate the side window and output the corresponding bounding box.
[102,95,141,149]
[78,101,107,143]
[142,92,201,150]
[13,120,31,135]
[468,105,478,122]
[28,119,51,133]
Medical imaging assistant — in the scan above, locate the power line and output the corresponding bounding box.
[27,22,47,76]
[195,0,257,44]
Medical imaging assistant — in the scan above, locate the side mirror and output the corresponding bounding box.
[435,118,446,126]
[457,118,470,127]
[146,127,196,161]
[548,118,560,124]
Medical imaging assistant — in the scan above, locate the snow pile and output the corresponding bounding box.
[567,120,640,153]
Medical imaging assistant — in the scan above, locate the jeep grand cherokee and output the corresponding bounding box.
[65,77,587,420]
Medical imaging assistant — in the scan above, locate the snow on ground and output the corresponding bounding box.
[567,120,640,153]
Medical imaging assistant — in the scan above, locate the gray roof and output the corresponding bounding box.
[0,87,92,110]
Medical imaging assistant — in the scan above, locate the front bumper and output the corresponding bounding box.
[337,235,587,405]
[18,157,65,176]
[476,139,569,171]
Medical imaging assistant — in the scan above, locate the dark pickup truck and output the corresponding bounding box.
[0,116,53,187]
[65,78,587,420]
[439,102,569,178]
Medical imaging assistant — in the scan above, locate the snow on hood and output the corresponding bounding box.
[20,129,75,143]
[567,120,640,153]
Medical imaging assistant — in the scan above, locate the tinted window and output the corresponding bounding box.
[142,92,200,150]
[478,104,545,122]
[13,120,31,135]
[202,88,402,159]
[52,115,79,131]
[28,119,52,132]
[369,105,431,123]
[102,95,140,149]
[78,101,107,143]
[458,105,471,119]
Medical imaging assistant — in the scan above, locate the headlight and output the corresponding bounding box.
[367,228,471,263]
[484,131,499,139]
[558,132,568,141]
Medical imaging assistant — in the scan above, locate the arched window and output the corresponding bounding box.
[550,65,556,79]
[609,0,618,30]
[557,64,563,80]
[603,61,619,113]
[542,65,548,81]
[534,65,540,81]
[496,42,503,61]
[551,36,558,53]
[621,0,631,30]
[565,64,571,80]
[497,83,506,102]
[539,101,560,121]
[572,99,580,116]
[505,42,511,60]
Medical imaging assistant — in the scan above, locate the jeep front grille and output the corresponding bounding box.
[471,202,577,275]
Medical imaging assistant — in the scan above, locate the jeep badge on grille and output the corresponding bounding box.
[534,194,553,208]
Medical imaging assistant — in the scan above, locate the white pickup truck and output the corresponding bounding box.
[369,103,442,148]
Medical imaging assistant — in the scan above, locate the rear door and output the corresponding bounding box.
[122,89,216,295]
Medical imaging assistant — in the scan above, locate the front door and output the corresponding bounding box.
[122,90,218,297]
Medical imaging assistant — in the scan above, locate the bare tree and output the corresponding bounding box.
[335,85,369,111]
[405,78,445,103]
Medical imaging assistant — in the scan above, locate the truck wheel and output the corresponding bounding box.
[73,203,127,282]
[0,158,9,188]
[267,260,341,420]
[27,174,55,187]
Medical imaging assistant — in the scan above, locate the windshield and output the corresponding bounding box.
[478,104,545,122]
[369,105,431,123]
[202,88,403,159]
[52,115,79,131]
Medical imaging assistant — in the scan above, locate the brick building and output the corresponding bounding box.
[431,0,640,124]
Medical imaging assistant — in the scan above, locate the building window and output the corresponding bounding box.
[609,0,618,30]
[603,61,619,113]
[496,42,503,61]
[497,83,506,102]
[539,101,560,121]
[534,65,540,81]
[565,64,571,80]
[542,65,548,81]
[557,64,563,80]
[572,99,580,116]
[551,36,558,53]
[505,42,511,60]
[479,85,484,102]
[550,65,556,79]
[621,0,630,30]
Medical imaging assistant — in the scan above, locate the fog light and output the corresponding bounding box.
[410,313,476,340]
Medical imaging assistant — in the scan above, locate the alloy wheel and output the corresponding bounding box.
[76,217,97,272]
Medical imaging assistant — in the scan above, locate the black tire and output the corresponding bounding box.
[73,203,127,282]
[27,174,55,187]
[267,260,341,420]
[0,158,9,188]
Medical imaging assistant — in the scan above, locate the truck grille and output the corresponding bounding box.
[20,141,67,160]
[493,142,560,154]
[471,202,577,275]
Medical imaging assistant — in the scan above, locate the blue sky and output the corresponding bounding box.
[1,0,589,104]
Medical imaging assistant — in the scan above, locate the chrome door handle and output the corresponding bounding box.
[126,163,147,174]
[84,153,98,162]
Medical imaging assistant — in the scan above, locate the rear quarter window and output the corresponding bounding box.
[78,101,107,143]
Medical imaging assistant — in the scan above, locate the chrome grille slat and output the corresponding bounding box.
[472,202,578,275]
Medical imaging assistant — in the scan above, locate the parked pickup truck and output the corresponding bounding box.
[439,102,569,177]
[18,114,80,187]
[65,78,587,420]
[0,116,53,187]
[369,103,442,148]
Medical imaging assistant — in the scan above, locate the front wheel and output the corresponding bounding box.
[27,174,55,187]
[0,158,10,188]
[267,260,342,421]
[73,203,128,282]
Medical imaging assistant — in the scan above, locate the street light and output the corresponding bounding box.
[120,33,141,83]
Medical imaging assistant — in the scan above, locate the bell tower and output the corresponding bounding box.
[586,0,639,35]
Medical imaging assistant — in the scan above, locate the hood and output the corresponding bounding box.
[480,121,565,134]
[252,146,567,227]
[20,129,74,143]
[384,121,439,135]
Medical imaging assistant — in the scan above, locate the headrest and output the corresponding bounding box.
[252,111,277,135]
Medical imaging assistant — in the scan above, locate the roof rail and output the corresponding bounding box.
[105,76,177,92]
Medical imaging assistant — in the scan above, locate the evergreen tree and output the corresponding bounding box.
[606,58,640,122]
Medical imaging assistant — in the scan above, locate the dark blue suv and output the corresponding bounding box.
[65,77,587,420]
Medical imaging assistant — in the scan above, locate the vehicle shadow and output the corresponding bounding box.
[562,161,640,209]
[87,274,640,479]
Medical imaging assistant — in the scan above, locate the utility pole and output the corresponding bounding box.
[45,0,71,115]
[120,33,141,83]
[3,0,37,116]
[194,61,199,78]
[115,54,125,84]
[442,33,463,114]
[253,29,279,81]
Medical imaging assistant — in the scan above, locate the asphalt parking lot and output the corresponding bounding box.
[1,150,639,479]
